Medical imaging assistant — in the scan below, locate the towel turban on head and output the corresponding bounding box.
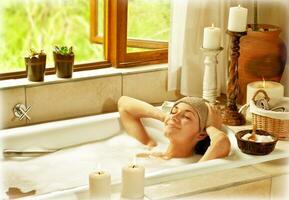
[173,97,208,132]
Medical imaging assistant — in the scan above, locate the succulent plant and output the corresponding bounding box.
[27,49,45,58]
[54,45,74,55]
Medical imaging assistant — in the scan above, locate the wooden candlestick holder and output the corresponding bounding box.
[201,47,223,104]
[222,30,246,126]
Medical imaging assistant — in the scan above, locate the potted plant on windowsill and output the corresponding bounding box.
[25,49,46,82]
[53,46,74,78]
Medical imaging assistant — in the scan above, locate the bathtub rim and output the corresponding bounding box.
[0,112,121,136]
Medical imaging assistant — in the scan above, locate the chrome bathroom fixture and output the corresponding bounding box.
[13,103,32,120]
[3,149,58,157]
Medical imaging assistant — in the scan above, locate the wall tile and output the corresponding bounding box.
[1,67,180,129]
[0,88,26,129]
[122,70,181,104]
[26,76,121,124]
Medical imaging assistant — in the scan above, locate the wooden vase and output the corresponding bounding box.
[238,24,287,104]
[54,52,74,78]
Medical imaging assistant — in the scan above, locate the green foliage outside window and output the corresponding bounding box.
[128,0,170,41]
[127,0,171,52]
[0,0,171,73]
[0,0,103,73]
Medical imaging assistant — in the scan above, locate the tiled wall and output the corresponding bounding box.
[0,88,27,128]
[26,76,122,125]
[123,70,179,103]
[0,68,181,129]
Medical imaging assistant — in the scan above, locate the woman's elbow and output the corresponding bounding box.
[118,96,130,112]
[217,136,231,157]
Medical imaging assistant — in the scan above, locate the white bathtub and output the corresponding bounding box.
[1,112,289,200]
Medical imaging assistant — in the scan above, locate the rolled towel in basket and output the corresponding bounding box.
[255,98,270,110]
[250,98,289,120]
[271,106,286,112]
[255,98,286,112]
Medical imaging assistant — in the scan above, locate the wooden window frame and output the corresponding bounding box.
[90,0,168,50]
[0,0,168,80]
[93,0,168,68]
[0,61,111,80]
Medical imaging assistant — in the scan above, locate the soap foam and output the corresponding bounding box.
[241,133,274,143]
[1,131,200,197]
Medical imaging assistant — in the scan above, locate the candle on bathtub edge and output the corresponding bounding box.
[89,170,111,200]
[246,81,284,105]
[121,164,145,199]
[228,5,248,32]
[203,23,221,49]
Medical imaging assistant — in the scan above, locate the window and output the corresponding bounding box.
[127,0,170,53]
[0,0,171,80]
[104,0,170,67]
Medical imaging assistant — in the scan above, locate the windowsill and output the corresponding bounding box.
[0,64,168,90]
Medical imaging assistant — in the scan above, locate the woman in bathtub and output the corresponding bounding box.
[118,96,231,162]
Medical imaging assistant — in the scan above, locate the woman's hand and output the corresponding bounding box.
[147,140,157,148]
[163,113,170,125]
[136,151,172,160]
[206,103,222,129]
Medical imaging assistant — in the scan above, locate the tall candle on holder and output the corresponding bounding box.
[228,5,248,32]
[89,164,111,200]
[203,24,221,49]
[121,157,145,199]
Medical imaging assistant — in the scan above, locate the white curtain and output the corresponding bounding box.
[168,0,288,97]
[168,0,187,91]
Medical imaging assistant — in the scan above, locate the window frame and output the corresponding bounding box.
[0,61,112,80]
[107,0,168,67]
[90,0,168,50]
[0,0,169,80]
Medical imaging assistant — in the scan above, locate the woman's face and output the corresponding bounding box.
[164,103,200,144]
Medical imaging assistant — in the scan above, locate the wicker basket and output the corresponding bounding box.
[250,89,289,140]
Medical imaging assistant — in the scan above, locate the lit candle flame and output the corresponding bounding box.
[211,23,215,28]
[238,4,241,8]
[262,77,266,88]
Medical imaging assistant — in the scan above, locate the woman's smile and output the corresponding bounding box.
[166,121,181,129]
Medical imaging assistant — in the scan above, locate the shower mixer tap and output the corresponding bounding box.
[13,103,31,120]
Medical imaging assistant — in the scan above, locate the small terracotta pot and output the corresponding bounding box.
[25,54,46,82]
[238,24,287,104]
[53,52,74,78]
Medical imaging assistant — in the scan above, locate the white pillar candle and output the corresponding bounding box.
[89,170,111,200]
[228,5,248,32]
[246,81,284,104]
[203,24,221,49]
[121,164,145,199]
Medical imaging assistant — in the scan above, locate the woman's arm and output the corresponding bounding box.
[199,104,231,162]
[198,126,231,162]
[118,96,167,146]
